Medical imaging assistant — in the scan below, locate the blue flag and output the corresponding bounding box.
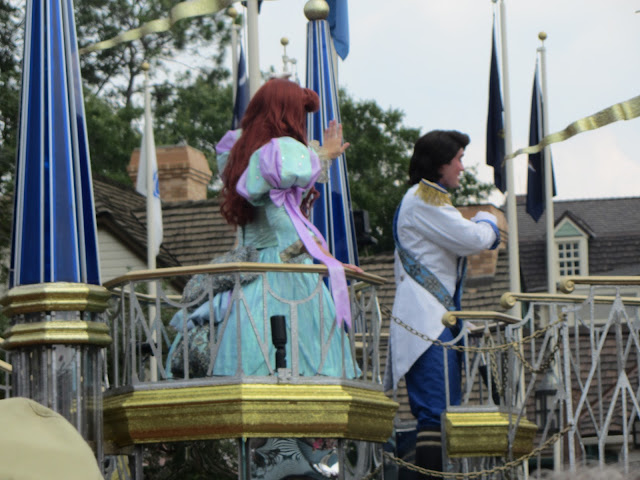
[486,19,506,193]
[526,62,556,222]
[326,0,349,60]
[231,41,249,130]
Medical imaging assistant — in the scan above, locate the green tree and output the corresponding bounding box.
[340,90,495,254]
[75,0,231,108]
[84,93,141,185]
[450,166,495,207]
[339,90,419,253]
[152,68,234,183]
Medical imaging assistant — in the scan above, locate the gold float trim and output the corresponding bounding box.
[445,411,538,458]
[104,383,398,447]
[2,321,112,350]
[0,282,111,317]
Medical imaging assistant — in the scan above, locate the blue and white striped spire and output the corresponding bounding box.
[10,0,101,287]
[305,0,358,267]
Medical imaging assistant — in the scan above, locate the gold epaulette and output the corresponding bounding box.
[415,179,451,206]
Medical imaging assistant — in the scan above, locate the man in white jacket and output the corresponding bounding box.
[386,130,500,478]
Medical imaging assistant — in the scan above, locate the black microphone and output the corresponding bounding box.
[270,315,287,369]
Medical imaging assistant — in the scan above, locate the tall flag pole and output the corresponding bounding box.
[304,0,358,267]
[527,33,557,292]
[486,13,506,193]
[4,0,111,461]
[245,0,261,97]
[227,6,239,103]
[496,0,522,303]
[232,38,250,129]
[137,63,163,264]
[137,62,162,381]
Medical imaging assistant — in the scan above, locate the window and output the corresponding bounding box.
[554,219,588,278]
[557,240,582,276]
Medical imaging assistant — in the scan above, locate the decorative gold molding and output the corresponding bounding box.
[304,0,330,21]
[104,383,398,447]
[444,411,538,457]
[0,282,111,317]
[2,321,112,350]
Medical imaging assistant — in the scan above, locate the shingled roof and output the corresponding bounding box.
[516,195,640,291]
[93,175,180,269]
[93,175,237,272]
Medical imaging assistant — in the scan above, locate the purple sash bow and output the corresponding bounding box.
[238,139,352,328]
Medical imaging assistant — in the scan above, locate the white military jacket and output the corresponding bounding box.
[385,180,499,390]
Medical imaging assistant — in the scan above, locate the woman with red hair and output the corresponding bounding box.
[206,78,359,378]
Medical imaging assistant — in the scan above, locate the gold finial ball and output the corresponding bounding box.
[281,37,289,47]
[304,0,330,21]
[538,31,547,41]
[141,62,150,72]
[226,6,238,19]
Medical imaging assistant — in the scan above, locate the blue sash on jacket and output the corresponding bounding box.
[393,205,466,311]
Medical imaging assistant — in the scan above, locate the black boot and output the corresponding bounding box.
[414,426,442,479]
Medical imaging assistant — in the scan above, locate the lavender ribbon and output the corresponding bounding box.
[239,139,352,328]
[269,187,352,328]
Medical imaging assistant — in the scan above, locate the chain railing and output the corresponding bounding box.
[383,278,640,478]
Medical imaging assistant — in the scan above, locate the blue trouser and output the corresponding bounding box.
[405,326,462,429]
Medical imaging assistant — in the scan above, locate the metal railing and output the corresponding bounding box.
[0,336,10,399]
[103,262,386,389]
[429,277,640,477]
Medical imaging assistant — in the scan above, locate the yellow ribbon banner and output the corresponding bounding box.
[505,93,640,162]
[78,0,232,55]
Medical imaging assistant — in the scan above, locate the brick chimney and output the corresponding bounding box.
[128,144,213,202]
[456,204,507,279]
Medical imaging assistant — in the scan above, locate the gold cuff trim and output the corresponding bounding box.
[104,383,398,446]
[2,321,112,349]
[0,282,111,317]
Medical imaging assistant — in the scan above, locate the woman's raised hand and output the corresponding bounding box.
[322,119,350,159]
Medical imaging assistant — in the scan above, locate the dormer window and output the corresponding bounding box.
[554,218,588,278]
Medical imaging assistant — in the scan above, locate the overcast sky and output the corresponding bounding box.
[237,0,640,205]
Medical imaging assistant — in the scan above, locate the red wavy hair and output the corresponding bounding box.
[220,78,320,226]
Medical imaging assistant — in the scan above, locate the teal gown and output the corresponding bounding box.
[167,133,359,380]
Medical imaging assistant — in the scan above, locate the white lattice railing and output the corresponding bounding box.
[103,262,386,389]
[437,277,640,477]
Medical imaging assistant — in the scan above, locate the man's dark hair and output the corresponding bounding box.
[408,130,470,185]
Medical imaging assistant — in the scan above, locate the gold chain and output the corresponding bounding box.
[361,425,572,480]
[385,305,561,357]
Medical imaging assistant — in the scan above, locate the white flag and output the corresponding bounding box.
[136,125,163,258]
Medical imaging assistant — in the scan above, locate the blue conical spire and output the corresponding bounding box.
[305,5,359,267]
[10,0,100,287]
